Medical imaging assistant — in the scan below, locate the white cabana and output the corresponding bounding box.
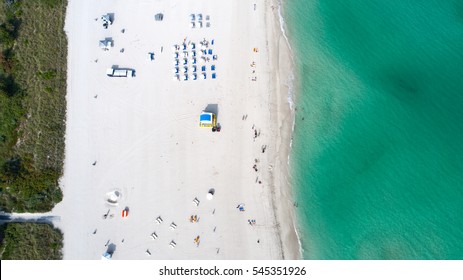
[99,39,112,51]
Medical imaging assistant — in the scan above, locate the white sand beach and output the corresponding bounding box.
[52,0,299,259]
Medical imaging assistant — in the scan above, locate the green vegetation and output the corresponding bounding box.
[0,0,67,212]
[0,223,63,259]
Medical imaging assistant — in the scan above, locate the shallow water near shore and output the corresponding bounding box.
[285,0,463,259]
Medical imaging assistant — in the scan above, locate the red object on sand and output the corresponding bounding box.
[122,209,128,218]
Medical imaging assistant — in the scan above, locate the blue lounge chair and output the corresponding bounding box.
[211,65,216,71]
[212,73,216,79]
[208,49,213,55]
[201,66,206,72]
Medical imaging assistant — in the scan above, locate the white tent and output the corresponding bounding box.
[99,39,112,51]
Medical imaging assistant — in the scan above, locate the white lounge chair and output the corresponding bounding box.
[170,222,177,230]
[169,240,177,248]
[193,197,200,206]
[156,216,163,224]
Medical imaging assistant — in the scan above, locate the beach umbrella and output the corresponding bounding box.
[207,188,215,200]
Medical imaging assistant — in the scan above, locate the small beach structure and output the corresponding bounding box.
[99,38,112,51]
[101,14,112,29]
[199,111,216,128]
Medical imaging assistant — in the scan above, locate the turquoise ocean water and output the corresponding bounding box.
[284,0,463,259]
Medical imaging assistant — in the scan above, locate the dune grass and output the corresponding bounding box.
[0,0,67,212]
[0,222,63,259]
